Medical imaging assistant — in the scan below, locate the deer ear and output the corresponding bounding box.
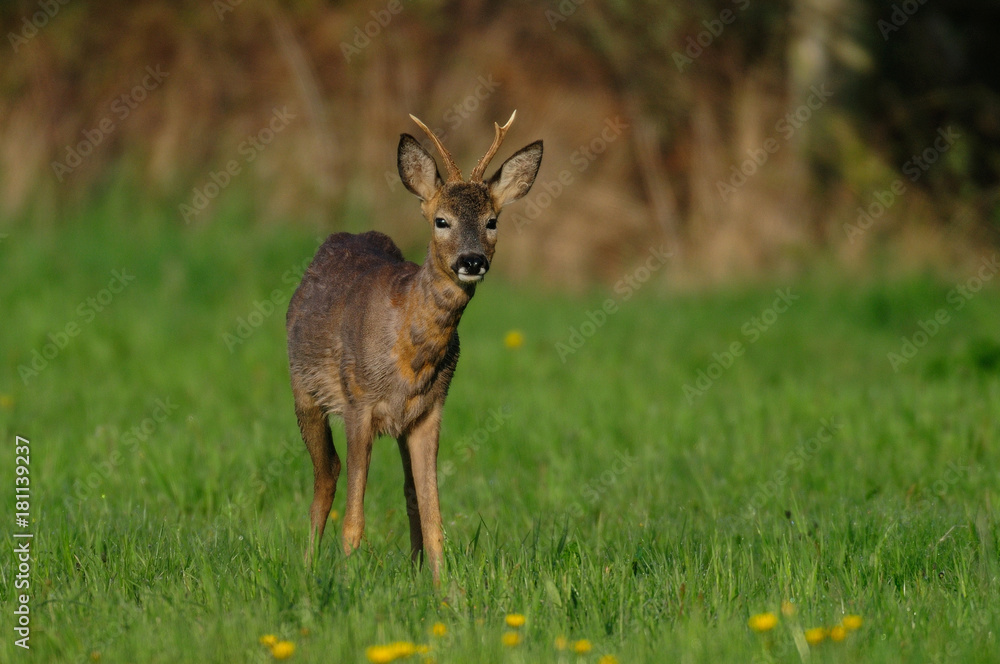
[398,134,444,201]
[488,140,543,208]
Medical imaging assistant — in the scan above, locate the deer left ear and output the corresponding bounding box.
[488,140,543,208]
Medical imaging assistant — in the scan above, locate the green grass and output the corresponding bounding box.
[1,200,998,663]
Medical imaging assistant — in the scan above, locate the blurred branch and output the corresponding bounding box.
[629,97,682,258]
[264,0,339,201]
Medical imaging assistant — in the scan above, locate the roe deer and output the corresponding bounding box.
[286,111,542,583]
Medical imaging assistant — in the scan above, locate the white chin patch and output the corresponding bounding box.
[456,271,485,283]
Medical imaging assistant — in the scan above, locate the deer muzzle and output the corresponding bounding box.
[453,253,489,282]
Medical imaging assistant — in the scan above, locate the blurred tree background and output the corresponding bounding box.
[2,0,998,286]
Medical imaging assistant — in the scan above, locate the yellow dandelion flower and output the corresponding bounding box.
[260,634,279,647]
[431,622,447,637]
[505,613,526,628]
[598,656,619,664]
[781,600,796,617]
[842,614,863,631]
[329,510,339,522]
[389,642,417,658]
[748,612,778,632]
[829,625,847,642]
[554,635,568,650]
[366,645,395,664]
[416,644,431,654]
[270,641,296,660]
[504,330,525,349]
[501,631,522,647]
[366,641,417,662]
[573,639,593,654]
[804,627,827,646]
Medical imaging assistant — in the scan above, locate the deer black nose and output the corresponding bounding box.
[454,253,489,279]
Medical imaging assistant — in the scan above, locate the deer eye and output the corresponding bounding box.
[486,218,498,230]
[434,218,450,229]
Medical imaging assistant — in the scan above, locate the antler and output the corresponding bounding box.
[470,110,517,182]
[409,114,463,182]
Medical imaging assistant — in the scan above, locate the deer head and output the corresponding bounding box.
[397,111,543,286]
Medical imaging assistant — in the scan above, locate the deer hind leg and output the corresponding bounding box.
[341,410,375,555]
[295,394,340,563]
[396,436,424,563]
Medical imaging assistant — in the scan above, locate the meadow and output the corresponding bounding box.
[1,196,998,663]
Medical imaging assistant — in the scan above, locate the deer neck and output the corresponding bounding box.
[397,244,474,382]
[413,242,474,329]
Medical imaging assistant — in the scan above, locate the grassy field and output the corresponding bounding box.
[1,198,999,663]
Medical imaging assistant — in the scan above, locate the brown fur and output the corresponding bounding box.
[286,113,542,584]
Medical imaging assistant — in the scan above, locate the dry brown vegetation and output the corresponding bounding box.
[2,0,996,286]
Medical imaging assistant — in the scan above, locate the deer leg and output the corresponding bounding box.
[396,436,423,563]
[295,395,340,564]
[405,406,444,584]
[341,410,374,555]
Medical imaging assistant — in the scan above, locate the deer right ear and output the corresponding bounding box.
[398,134,443,201]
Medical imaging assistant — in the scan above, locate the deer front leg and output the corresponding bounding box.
[405,405,444,584]
[342,409,374,556]
[397,436,423,562]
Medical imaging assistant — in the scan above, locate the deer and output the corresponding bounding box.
[286,111,542,584]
